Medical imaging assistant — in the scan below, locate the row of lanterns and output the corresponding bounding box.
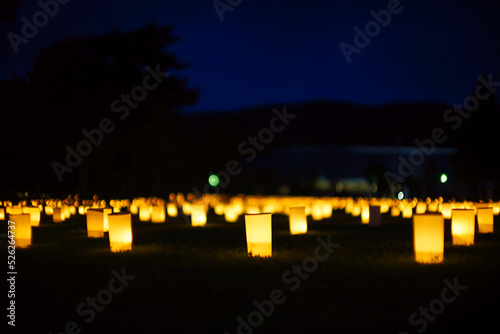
[2,195,497,259]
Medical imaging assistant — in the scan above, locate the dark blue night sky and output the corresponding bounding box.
[1,0,499,112]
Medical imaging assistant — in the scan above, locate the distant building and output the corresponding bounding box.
[242,144,458,198]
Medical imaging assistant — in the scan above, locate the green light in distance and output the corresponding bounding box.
[208,174,220,187]
[440,174,448,183]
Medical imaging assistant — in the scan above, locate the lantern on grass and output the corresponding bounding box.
[451,209,475,246]
[440,203,452,219]
[151,206,165,223]
[108,213,132,252]
[415,202,427,214]
[52,208,63,223]
[103,208,112,232]
[167,203,178,217]
[351,203,361,217]
[413,214,444,264]
[86,209,104,238]
[368,205,381,227]
[492,202,500,215]
[139,205,151,222]
[477,208,494,233]
[361,204,370,224]
[224,206,239,223]
[62,205,71,220]
[289,207,307,235]
[402,204,413,218]
[22,207,41,227]
[391,205,400,217]
[191,204,207,226]
[321,203,333,219]
[245,213,272,257]
[10,214,31,248]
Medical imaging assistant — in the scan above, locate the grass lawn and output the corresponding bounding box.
[9,210,500,333]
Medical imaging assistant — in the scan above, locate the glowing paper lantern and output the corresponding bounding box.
[191,204,207,226]
[0,207,4,220]
[62,205,71,220]
[10,213,32,248]
[86,209,104,238]
[139,205,151,222]
[151,206,166,223]
[245,213,272,257]
[451,209,475,246]
[289,207,307,235]
[167,203,178,217]
[368,205,381,227]
[321,203,333,218]
[428,201,439,212]
[22,207,41,227]
[413,214,445,264]
[182,203,192,215]
[52,208,63,223]
[402,204,413,218]
[477,207,494,233]
[224,206,239,223]
[130,204,139,215]
[391,206,400,217]
[361,204,370,224]
[492,202,500,215]
[415,202,427,214]
[440,203,452,219]
[108,213,132,252]
[380,202,390,214]
[350,203,360,218]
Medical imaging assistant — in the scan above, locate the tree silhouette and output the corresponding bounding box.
[1,23,198,198]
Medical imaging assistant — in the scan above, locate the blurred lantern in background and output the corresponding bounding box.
[191,204,207,226]
[289,207,307,235]
[108,213,133,252]
[477,207,494,233]
[167,202,178,217]
[52,207,63,223]
[440,203,452,219]
[451,209,475,246]
[22,206,41,227]
[151,205,166,223]
[86,209,104,238]
[245,213,272,257]
[361,202,370,224]
[413,214,445,264]
[415,202,426,214]
[139,205,151,222]
[10,213,32,248]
